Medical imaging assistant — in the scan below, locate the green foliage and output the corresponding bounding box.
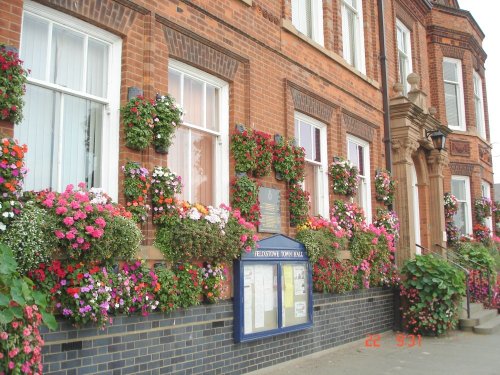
[155,266,180,313]
[296,228,344,264]
[288,183,309,227]
[173,263,202,309]
[312,258,355,294]
[401,254,465,335]
[152,94,182,152]
[272,138,305,183]
[231,176,260,225]
[0,46,28,124]
[231,129,257,173]
[454,241,496,274]
[121,96,155,150]
[2,201,58,273]
[92,215,143,262]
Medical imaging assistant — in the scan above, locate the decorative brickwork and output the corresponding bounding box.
[287,81,336,124]
[343,111,375,142]
[479,145,492,165]
[450,162,475,176]
[449,140,471,157]
[40,289,394,375]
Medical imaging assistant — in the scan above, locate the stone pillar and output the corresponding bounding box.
[392,138,420,268]
[427,149,449,255]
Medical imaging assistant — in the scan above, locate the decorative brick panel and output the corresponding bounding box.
[479,145,492,165]
[450,162,475,176]
[342,111,375,142]
[449,140,471,157]
[41,288,394,375]
[287,81,336,124]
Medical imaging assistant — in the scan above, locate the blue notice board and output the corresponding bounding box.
[233,234,313,343]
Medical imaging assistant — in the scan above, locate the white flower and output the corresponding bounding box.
[0,223,6,231]
[188,208,201,220]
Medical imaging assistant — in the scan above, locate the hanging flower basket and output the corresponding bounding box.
[152,94,182,154]
[230,175,261,226]
[474,197,493,223]
[375,169,396,206]
[122,161,150,223]
[329,157,359,196]
[288,183,309,227]
[272,138,305,183]
[121,96,155,151]
[0,45,28,124]
[444,193,458,220]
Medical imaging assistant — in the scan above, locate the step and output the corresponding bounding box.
[459,302,484,318]
[473,314,500,334]
[459,309,498,329]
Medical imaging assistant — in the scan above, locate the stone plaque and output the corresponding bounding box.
[258,187,281,233]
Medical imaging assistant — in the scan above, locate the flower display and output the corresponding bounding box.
[313,258,355,294]
[231,175,260,225]
[446,222,460,245]
[444,192,458,219]
[231,128,257,173]
[121,96,155,151]
[474,196,493,223]
[272,138,305,183]
[154,201,258,263]
[288,183,309,227]
[373,208,400,242]
[329,157,359,196]
[200,262,227,304]
[150,166,182,223]
[330,200,366,236]
[374,169,396,205]
[152,94,183,153]
[473,223,491,244]
[0,45,28,124]
[253,130,273,178]
[122,162,150,223]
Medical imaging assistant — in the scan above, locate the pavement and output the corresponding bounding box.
[249,330,500,375]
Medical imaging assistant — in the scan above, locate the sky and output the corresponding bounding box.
[457,1,500,183]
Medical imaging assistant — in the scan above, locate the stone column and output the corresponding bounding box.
[392,138,420,268]
[427,149,449,255]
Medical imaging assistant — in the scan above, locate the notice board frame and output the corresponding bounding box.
[233,234,313,343]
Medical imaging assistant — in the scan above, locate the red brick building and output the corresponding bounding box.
[0,0,493,266]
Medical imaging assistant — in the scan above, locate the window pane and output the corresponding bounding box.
[168,69,182,101]
[358,145,364,175]
[168,126,190,202]
[314,127,321,162]
[451,179,465,201]
[21,14,49,80]
[348,141,359,168]
[299,121,313,160]
[191,129,214,205]
[454,202,467,235]
[444,83,459,127]
[183,75,203,127]
[443,61,458,82]
[206,84,219,132]
[60,96,103,190]
[86,38,109,97]
[50,25,84,91]
[304,163,317,216]
[15,85,56,191]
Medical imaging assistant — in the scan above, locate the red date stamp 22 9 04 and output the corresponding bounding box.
[365,334,422,348]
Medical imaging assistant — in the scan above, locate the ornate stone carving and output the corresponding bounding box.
[427,149,449,176]
[392,138,419,163]
[343,112,375,142]
[479,145,492,165]
[450,140,471,157]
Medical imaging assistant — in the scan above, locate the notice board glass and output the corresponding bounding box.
[282,262,309,327]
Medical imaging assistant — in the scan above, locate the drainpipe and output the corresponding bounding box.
[378,0,392,173]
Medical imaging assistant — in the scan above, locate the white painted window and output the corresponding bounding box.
[451,175,472,236]
[347,135,371,222]
[167,60,229,206]
[481,181,493,236]
[411,164,421,254]
[17,1,122,200]
[341,0,366,74]
[291,0,324,46]
[294,112,329,218]
[473,71,486,139]
[443,58,466,131]
[396,19,412,95]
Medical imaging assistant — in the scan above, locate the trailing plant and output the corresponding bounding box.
[2,201,58,273]
[400,254,465,335]
[0,45,28,124]
[474,197,493,223]
[231,128,257,173]
[150,166,182,223]
[329,157,359,196]
[151,94,183,153]
[375,169,396,205]
[122,162,150,223]
[446,222,460,246]
[312,258,355,294]
[173,263,202,309]
[253,130,273,177]
[0,244,57,374]
[373,208,400,242]
[0,138,27,232]
[231,175,260,225]
[444,193,458,220]
[200,262,226,304]
[155,266,180,313]
[121,96,155,151]
[272,138,305,183]
[473,223,491,245]
[330,200,366,236]
[288,183,309,227]
[154,202,258,263]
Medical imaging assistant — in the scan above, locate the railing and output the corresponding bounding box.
[416,244,471,319]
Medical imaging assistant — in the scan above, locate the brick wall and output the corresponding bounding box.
[40,288,394,375]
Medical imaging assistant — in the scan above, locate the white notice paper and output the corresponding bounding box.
[293,265,306,296]
[244,266,254,287]
[244,285,253,333]
[263,266,274,312]
[295,301,306,318]
[254,265,265,328]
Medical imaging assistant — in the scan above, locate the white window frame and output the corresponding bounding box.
[473,71,486,139]
[19,0,122,200]
[443,57,466,131]
[341,0,366,74]
[294,112,329,218]
[396,19,413,95]
[347,135,372,222]
[411,164,421,254]
[168,60,229,206]
[451,175,472,236]
[481,181,493,236]
[291,0,324,46]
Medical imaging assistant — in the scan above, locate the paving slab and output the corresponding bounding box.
[249,330,500,375]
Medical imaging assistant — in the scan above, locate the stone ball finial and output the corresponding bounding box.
[407,73,420,91]
[393,82,404,97]
[429,107,437,116]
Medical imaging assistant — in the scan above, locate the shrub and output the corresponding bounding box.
[2,201,58,273]
[173,263,202,309]
[400,254,465,335]
[200,262,227,304]
[454,241,496,275]
[312,258,355,294]
[155,266,180,313]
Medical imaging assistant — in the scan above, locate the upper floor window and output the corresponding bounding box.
[341,0,366,74]
[396,20,412,95]
[294,112,329,217]
[481,181,493,236]
[17,1,122,199]
[347,135,371,222]
[443,58,466,131]
[473,71,486,139]
[291,0,324,46]
[451,175,472,236]
[167,61,229,206]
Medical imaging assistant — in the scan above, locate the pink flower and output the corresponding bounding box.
[84,205,93,212]
[0,332,7,340]
[11,321,19,329]
[70,201,80,210]
[66,232,76,240]
[8,348,19,358]
[55,206,67,215]
[371,238,378,245]
[76,237,85,244]
[42,199,54,208]
[22,328,30,337]
[240,234,248,243]
[63,216,74,226]
[54,230,65,239]
[91,229,104,239]
[8,361,14,370]
[85,225,95,234]
[21,361,31,373]
[95,217,106,228]
[78,182,86,189]
[252,234,258,241]
[245,246,252,253]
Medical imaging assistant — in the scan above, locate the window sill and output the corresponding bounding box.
[239,0,252,6]
[281,19,379,90]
